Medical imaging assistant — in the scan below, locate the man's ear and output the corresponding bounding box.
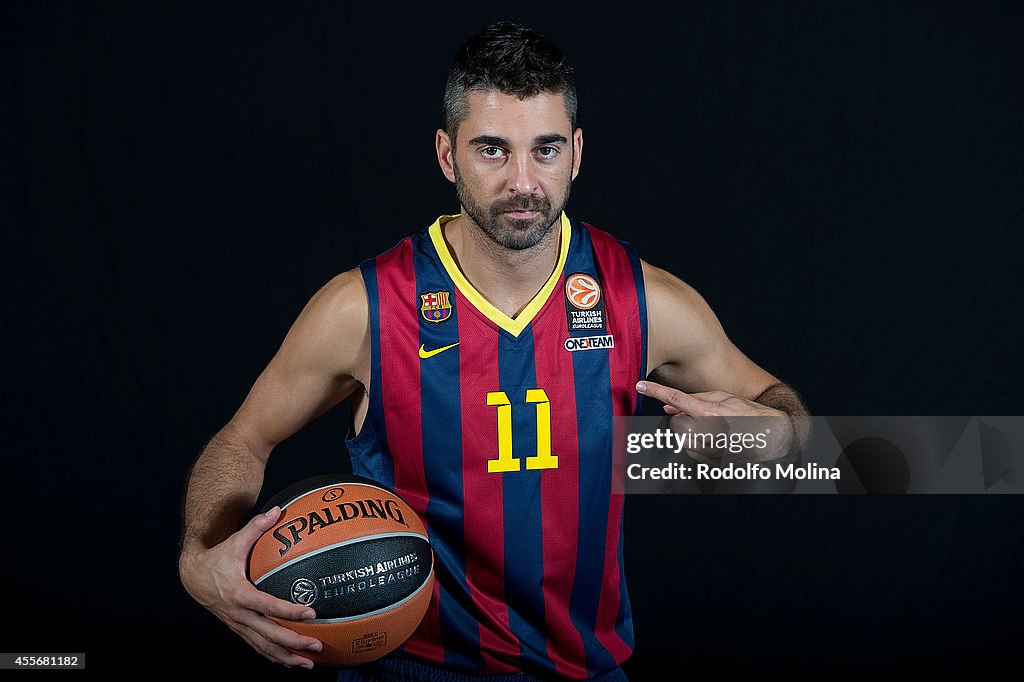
[571,127,583,181]
[436,129,456,183]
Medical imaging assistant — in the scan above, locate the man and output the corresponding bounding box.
[178,20,808,681]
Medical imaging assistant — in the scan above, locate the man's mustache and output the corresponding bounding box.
[492,199,550,213]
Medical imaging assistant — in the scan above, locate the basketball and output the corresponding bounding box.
[247,475,434,666]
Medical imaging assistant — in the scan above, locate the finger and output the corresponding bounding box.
[227,622,283,665]
[663,404,697,418]
[238,582,318,622]
[230,506,282,558]
[239,610,323,654]
[235,626,278,666]
[691,391,732,403]
[636,380,707,415]
[663,405,702,423]
[235,622,315,669]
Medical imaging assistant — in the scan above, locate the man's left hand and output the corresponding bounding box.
[635,380,782,418]
[635,380,792,462]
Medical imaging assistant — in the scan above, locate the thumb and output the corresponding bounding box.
[232,505,282,556]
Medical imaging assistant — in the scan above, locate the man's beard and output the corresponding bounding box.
[453,162,571,251]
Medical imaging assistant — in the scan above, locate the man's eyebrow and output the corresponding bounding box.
[467,135,508,147]
[534,134,568,145]
[466,134,569,146]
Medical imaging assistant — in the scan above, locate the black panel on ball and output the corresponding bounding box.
[256,536,432,619]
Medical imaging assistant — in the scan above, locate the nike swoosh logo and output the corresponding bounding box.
[418,342,460,359]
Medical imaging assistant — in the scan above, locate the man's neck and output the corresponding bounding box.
[442,214,562,319]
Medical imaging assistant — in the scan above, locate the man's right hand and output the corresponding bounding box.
[178,506,324,669]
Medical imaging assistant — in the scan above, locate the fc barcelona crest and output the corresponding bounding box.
[420,290,453,323]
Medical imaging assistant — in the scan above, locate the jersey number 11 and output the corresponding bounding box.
[486,389,558,473]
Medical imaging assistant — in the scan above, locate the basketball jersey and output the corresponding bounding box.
[345,211,649,679]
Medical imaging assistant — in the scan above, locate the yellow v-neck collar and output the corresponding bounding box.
[428,211,572,338]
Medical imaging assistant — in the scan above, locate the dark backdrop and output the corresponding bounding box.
[4,1,1022,678]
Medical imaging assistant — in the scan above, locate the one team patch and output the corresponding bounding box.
[564,272,606,332]
[420,290,453,323]
[564,334,614,352]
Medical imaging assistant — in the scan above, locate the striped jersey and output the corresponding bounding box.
[345,211,648,679]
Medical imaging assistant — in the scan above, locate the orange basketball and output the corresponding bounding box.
[247,475,434,666]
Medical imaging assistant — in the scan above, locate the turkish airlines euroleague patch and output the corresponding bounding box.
[564,272,606,332]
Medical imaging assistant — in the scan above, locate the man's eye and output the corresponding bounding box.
[481,147,505,158]
[537,146,559,158]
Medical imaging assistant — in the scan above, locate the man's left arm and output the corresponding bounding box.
[635,260,810,457]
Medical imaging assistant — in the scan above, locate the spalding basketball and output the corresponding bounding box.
[247,474,434,666]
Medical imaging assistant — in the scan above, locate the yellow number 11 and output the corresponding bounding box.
[486,389,558,473]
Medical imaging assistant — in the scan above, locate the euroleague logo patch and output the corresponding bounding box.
[566,273,601,309]
[564,272,606,332]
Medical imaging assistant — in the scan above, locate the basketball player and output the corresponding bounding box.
[178,21,808,681]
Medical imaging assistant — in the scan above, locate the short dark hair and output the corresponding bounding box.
[442,21,577,145]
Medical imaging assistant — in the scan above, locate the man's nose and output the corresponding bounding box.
[505,155,539,195]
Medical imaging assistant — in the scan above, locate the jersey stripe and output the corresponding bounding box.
[619,237,647,648]
[498,325,555,671]
[456,288,521,673]
[373,238,444,664]
[587,224,642,664]
[410,232,484,671]
[563,223,620,674]
[532,270,588,679]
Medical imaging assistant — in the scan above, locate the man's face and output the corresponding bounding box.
[439,90,583,251]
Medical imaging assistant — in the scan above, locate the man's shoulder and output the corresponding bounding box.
[639,260,699,307]
[307,268,369,325]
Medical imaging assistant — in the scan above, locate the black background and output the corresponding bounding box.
[4,1,1022,678]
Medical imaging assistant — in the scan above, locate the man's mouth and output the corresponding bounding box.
[504,209,540,218]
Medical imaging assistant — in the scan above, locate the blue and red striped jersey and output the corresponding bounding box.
[345,211,648,679]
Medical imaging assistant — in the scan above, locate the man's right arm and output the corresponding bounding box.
[177,267,370,669]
